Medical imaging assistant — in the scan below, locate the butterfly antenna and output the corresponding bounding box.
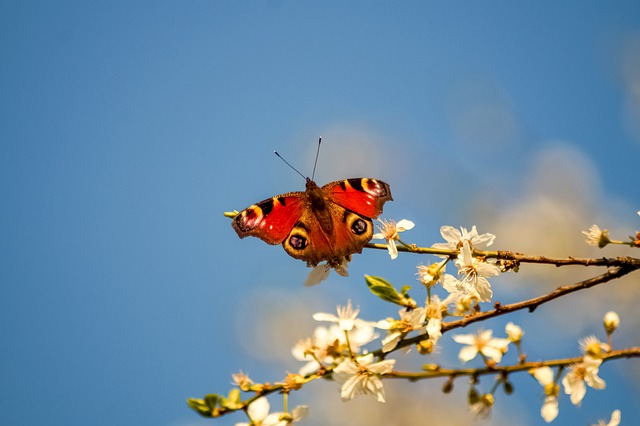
[274,151,306,180]
[311,137,322,181]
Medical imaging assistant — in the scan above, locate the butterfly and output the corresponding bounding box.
[232,177,393,267]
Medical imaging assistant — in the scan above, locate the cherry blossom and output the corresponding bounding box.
[332,353,396,402]
[372,218,415,260]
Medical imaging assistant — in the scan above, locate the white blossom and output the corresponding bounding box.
[604,311,620,335]
[580,335,609,358]
[305,256,349,286]
[591,409,621,426]
[425,292,459,345]
[470,393,494,418]
[432,225,496,251]
[453,329,510,364]
[333,353,396,402]
[235,397,307,426]
[453,241,500,302]
[505,322,524,343]
[313,300,361,331]
[372,218,415,260]
[562,356,606,406]
[581,224,610,248]
[231,371,254,391]
[376,307,426,352]
[291,323,377,376]
[416,260,447,288]
[530,367,560,423]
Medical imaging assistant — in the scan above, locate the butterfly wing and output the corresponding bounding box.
[281,203,375,266]
[232,192,306,245]
[232,178,393,267]
[322,178,393,218]
[280,178,393,266]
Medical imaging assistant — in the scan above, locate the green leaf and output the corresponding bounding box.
[219,390,243,410]
[399,285,412,295]
[187,397,214,417]
[365,275,402,305]
[227,389,241,407]
[204,394,219,410]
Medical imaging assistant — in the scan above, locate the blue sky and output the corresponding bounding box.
[2,2,640,425]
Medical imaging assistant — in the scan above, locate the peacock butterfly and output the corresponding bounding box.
[231,164,392,267]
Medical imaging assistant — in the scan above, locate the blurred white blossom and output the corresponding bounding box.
[305,256,349,286]
[470,393,494,418]
[235,397,307,426]
[313,300,361,332]
[582,224,610,248]
[376,307,426,352]
[453,329,510,364]
[591,409,621,426]
[505,322,524,343]
[562,356,606,406]
[604,311,620,335]
[333,353,396,402]
[530,366,560,423]
[580,335,609,358]
[291,323,378,376]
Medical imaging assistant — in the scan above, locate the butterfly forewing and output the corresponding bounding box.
[323,178,392,219]
[232,193,306,245]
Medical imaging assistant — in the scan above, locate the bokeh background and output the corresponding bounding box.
[2,2,640,425]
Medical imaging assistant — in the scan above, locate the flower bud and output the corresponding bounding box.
[503,381,514,395]
[604,311,620,335]
[442,377,454,394]
[417,339,434,355]
[468,387,480,405]
[505,322,524,343]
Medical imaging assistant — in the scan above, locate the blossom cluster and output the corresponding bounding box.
[288,223,626,424]
[192,212,640,425]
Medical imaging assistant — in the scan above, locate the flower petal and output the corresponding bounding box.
[440,226,462,244]
[312,312,339,322]
[541,396,559,422]
[339,374,361,401]
[608,409,621,426]
[396,219,415,231]
[368,359,396,375]
[387,240,399,260]
[452,333,476,345]
[531,366,554,386]
[247,397,270,421]
[458,345,478,363]
[305,265,331,286]
[481,346,504,363]
[364,375,386,402]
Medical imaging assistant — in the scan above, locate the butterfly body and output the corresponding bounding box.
[232,178,392,266]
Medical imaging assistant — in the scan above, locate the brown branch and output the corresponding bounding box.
[385,347,640,381]
[442,266,635,332]
[191,346,640,418]
[392,265,637,351]
[365,243,640,268]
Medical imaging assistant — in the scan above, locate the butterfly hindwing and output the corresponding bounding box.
[282,202,375,266]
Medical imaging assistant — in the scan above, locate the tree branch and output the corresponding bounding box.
[365,243,640,268]
[385,347,640,381]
